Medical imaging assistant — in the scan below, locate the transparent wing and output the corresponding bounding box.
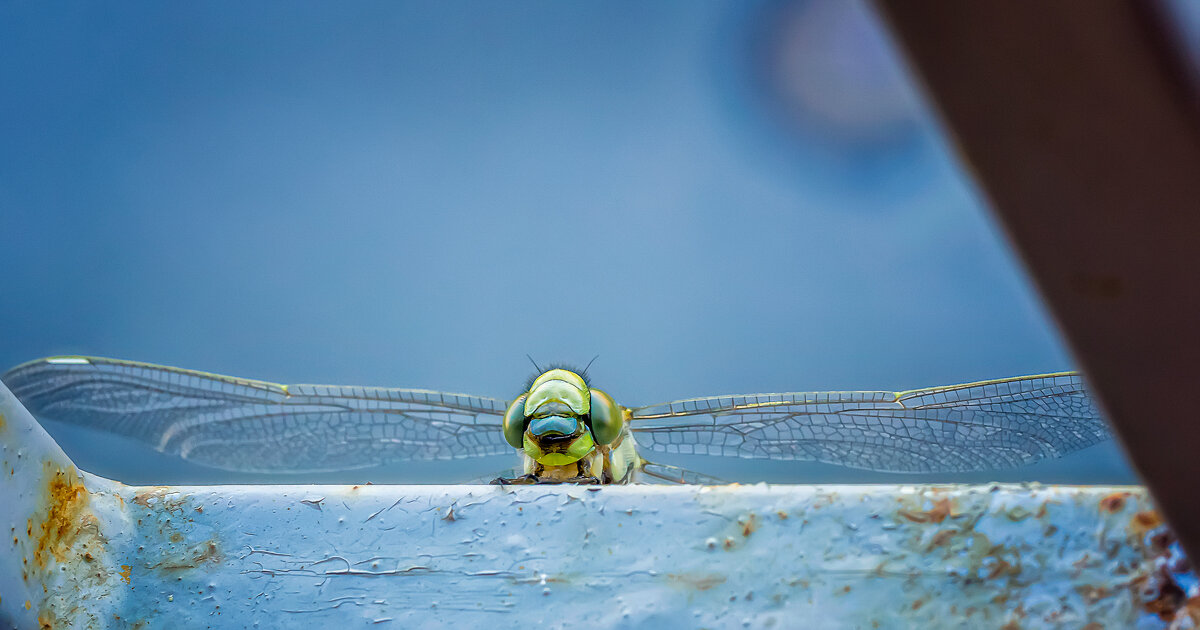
[3,356,513,473]
[629,372,1109,473]
[637,461,727,485]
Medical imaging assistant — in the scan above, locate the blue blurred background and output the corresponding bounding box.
[0,0,1137,484]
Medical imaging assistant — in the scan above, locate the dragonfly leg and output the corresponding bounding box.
[490,474,541,485]
[561,475,602,485]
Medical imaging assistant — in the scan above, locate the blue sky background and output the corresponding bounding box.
[0,1,1136,484]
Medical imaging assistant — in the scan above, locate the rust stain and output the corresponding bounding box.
[1131,510,1163,535]
[667,573,726,591]
[985,557,1019,580]
[34,463,90,566]
[741,513,758,537]
[0,411,6,433]
[1076,585,1111,603]
[927,528,957,550]
[119,565,132,584]
[147,539,223,572]
[1142,580,1185,619]
[898,498,953,524]
[132,487,187,514]
[1099,492,1130,513]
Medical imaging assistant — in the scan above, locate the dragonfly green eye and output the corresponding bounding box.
[588,388,623,446]
[502,394,528,448]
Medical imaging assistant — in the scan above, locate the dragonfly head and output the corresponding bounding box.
[503,368,624,465]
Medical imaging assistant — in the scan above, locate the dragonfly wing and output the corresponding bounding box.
[637,461,727,485]
[3,356,513,473]
[629,373,1109,473]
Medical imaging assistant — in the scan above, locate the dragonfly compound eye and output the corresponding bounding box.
[587,388,623,445]
[502,394,528,448]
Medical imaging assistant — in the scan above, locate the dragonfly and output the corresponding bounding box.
[1,356,1111,484]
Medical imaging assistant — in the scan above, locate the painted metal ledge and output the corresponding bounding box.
[1,383,1195,629]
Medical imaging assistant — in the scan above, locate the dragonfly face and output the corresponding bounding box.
[501,369,628,483]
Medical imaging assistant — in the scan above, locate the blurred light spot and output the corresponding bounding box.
[759,0,921,148]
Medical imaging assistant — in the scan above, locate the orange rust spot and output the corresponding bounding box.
[1081,623,1104,630]
[119,565,132,584]
[741,514,758,537]
[132,487,187,514]
[25,600,31,610]
[1099,492,1131,513]
[1131,510,1163,535]
[34,464,90,567]
[0,412,6,432]
[776,511,788,520]
[170,532,184,543]
[928,528,957,549]
[148,540,223,572]
[986,558,1016,580]
[1076,585,1111,603]
[899,498,953,524]
[667,573,726,591]
[1036,503,1048,519]
[912,599,924,610]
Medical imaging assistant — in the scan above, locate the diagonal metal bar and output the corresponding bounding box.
[875,0,1200,560]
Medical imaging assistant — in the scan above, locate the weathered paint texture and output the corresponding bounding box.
[1,383,1196,629]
